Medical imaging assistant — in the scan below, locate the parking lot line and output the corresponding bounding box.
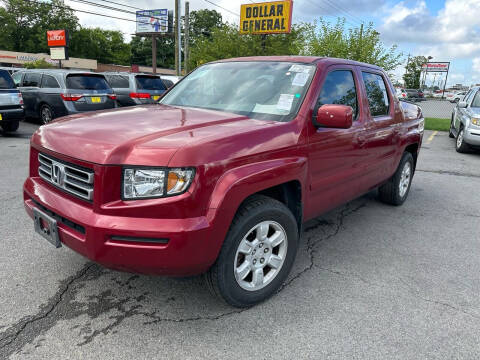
[426,131,438,144]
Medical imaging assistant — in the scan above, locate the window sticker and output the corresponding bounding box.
[288,64,311,73]
[277,93,294,111]
[292,72,309,87]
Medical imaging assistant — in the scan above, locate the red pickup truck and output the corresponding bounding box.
[24,56,423,307]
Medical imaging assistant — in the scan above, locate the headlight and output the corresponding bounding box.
[123,167,194,199]
[472,118,480,126]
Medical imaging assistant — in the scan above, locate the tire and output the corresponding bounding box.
[39,104,54,125]
[205,195,299,308]
[1,121,19,132]
[378,152,414,206]
[449,116,455,138]
[455,126,469,153]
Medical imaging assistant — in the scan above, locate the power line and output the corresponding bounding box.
[303,0,362,28]
[96,0,143,11]
[203,0,239,17]
[321,0,364,25]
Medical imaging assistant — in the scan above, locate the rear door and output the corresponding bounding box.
[40,74,66,117]
[306,65,370,219]
[64,74,115,111]
[359,70,400,185]
[20,72,42,117]
[134,75,167,102]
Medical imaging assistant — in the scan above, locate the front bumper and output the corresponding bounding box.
[465,127,480,146]
[24,177,218,276]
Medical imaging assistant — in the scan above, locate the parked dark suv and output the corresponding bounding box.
[12,70,116,124]
[0,69,24,133]
[103,72,167,107]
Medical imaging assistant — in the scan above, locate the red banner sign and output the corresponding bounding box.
[47,30,68,47]
[422,62,449,72]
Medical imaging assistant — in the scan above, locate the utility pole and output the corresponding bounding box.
[174,0,181,76]
[184,1,189,75]
[357,23,363,60]
[152,35,157,74]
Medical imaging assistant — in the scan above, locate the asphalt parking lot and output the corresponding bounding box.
[1,123,480,359]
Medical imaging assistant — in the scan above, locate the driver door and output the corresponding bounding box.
[306,65,370,220]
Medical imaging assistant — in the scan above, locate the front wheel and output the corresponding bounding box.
[378,152,414,206]
[205,195,299,308]
[455,127,469,153]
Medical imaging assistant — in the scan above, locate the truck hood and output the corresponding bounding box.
[32,105,273,165]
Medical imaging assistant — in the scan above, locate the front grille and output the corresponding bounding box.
[38,153,94,201]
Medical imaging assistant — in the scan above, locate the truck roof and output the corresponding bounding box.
[215,56,383,70]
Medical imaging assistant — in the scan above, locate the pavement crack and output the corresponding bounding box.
[0,263,99,358]
[417,169,480,179]
[278,201,367,292]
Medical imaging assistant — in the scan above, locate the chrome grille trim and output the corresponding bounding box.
[38,153,94,201]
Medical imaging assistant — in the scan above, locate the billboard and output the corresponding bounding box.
[240,1,293,35]
[422,62,449,72]
[136,9,169,33]
[47,30,68,47]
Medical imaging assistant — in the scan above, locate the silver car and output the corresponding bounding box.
[450,86,480,152]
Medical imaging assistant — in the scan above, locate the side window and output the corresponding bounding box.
[12,72,23,86]
[41,75,60,88]
[362,72,390,116]
[23,73,42,87]
[317,70,358,118]
[471,91,480,108]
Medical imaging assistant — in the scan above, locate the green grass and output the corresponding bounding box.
[425,118,450,132]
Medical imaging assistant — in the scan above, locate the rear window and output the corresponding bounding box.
[105,75,129,88]
[135,75,166,90]
[0,70,15,89]
[66,75,110,90]
[162,79,174,88]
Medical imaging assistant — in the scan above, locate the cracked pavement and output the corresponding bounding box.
[1,125,480,359]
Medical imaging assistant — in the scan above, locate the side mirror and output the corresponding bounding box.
[314,104,353,129]
[458,101,467,108]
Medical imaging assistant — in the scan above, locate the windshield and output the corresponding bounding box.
[136,75,166,91]
[160,61,316,122]
[66,75,111,91]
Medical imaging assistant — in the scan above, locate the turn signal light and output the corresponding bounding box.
[129,92,151,99]
[61,93,83,101]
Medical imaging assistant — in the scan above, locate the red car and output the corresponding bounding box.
[24,57,424,307]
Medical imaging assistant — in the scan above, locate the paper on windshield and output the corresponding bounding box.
[292,72,309,87]
[277,94,294,111]
[288,64,311,73]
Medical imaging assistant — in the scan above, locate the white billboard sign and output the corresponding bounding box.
[136,9,169,33]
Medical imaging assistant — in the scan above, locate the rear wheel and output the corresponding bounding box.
[39,104,54,125]
[205,195,299,308]
[1,121,19,132]
[455,127,469,153]
[378,152,414,206]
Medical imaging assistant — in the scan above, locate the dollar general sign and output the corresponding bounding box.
[240,1,293,35]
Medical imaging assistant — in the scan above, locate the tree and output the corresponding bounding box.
[403,56,427,89]
[130,36,176,69]
[189,23,310,69]
[305,19,402,71]
[23,59,55,69]
[0,0,78,54]
[188,9,223,41]
[70,28,130,65]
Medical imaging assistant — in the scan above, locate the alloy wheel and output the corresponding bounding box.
[234,221,288,291]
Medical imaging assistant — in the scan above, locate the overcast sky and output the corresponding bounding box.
[64,0,480,87]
